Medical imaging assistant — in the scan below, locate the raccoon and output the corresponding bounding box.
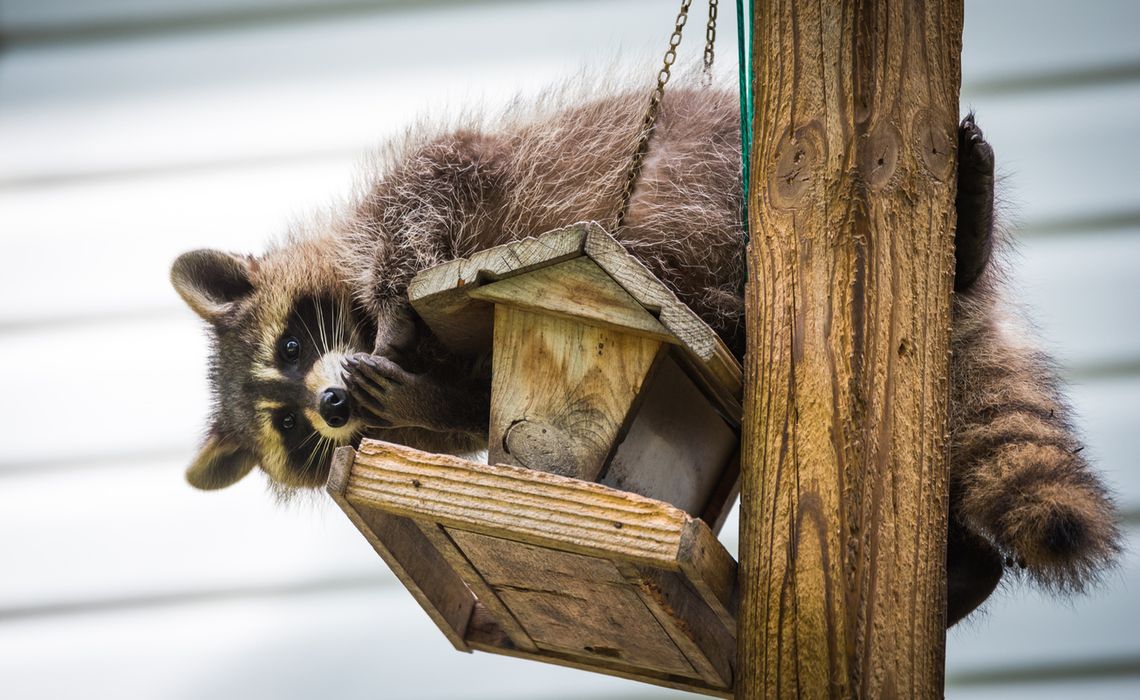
[171,86,1119,625]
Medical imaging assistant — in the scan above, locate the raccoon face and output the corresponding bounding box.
[172,246,375,492]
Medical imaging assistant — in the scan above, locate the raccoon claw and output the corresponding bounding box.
[344,373,387,426]
[958,115,995,183]
[345,352,420,428]
[347,352,410,386]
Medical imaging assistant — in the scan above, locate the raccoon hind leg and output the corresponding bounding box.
[946,517,1004,626]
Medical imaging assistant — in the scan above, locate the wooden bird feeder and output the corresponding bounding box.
[328,222,743,696]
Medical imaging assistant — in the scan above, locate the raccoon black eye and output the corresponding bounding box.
[280,413,296,431]
[280,337,301,361]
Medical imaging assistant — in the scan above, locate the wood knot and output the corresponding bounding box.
[768,123,823,209]
[860,121,902,190]
[502,420,580,477]
[911,108,955,182]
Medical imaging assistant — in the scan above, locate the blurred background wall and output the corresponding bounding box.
[0,1,1136,698]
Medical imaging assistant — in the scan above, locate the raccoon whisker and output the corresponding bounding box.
[291,429,320,454]
[301,435,327,481]
[297,437,317,477]
[313,437,333,481]
[303,439,320,481]
[334,303,346,349]
[315,297,330,356]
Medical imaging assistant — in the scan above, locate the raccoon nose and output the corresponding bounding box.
[319,387,351,428]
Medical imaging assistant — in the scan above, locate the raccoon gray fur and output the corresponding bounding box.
[171,85,1119,626]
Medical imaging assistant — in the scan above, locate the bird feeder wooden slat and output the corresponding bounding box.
[327,222,744,696]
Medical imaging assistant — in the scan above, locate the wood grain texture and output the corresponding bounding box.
[738,1,961,698]
[464,603,733,699]
[619,562,737,687]
[452,529,698,676]
[488,305,662,480]
[469,256,675,343]
[584,227,745,423]
[325,446,474,652]
[414,521,538,653]
[344,440,707,568]
[408,224,589,354]
[679,519,740,636]
[406,222,744,425]
[336,438,741,696]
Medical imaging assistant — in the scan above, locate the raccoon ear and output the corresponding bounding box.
[171,249,255,322]
[185,434,257,490]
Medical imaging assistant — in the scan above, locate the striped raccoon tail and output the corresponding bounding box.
[950,292,1122,592]
[949,114,1120,594]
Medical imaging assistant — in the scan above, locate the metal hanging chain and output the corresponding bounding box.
[617,0,720,230]
[703,0,719,82]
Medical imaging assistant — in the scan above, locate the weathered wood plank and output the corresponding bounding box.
[344,440,700,569]
[413,521,539,653]
[325,446,474,652]
[616,562,736,687]
[405,223,744,427]
[488,305,662,481]
[583,227,744,421]
[679,519,740,637]
[337,438,741,696]
[451,529,697,676]
[464,606,733,699]
[407,224,588,355]
[469,256,675,343]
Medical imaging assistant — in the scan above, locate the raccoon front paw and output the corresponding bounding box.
[954,114,996,293]
[345,353,434,430]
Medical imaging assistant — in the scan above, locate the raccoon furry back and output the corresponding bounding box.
[335,85,747,354]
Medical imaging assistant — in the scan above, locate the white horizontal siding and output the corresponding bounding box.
[962,84,1140,227]
[948,679,1140,700]
[0,0,672,182]
[5,0,1138,80]
[0,460,386,611]
[1,1,1137,699]
[0,0,397,30]
[961,0,1140,83]
[945,527,1140,673]
[0,586,694,700]
[0,515,1135,700]
[0,158,355,325]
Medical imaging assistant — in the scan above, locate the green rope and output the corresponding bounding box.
[736,0,754,275]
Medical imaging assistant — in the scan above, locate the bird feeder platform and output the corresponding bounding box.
[327,222,742,696]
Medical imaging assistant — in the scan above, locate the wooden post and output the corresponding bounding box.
[737,1,963,697]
